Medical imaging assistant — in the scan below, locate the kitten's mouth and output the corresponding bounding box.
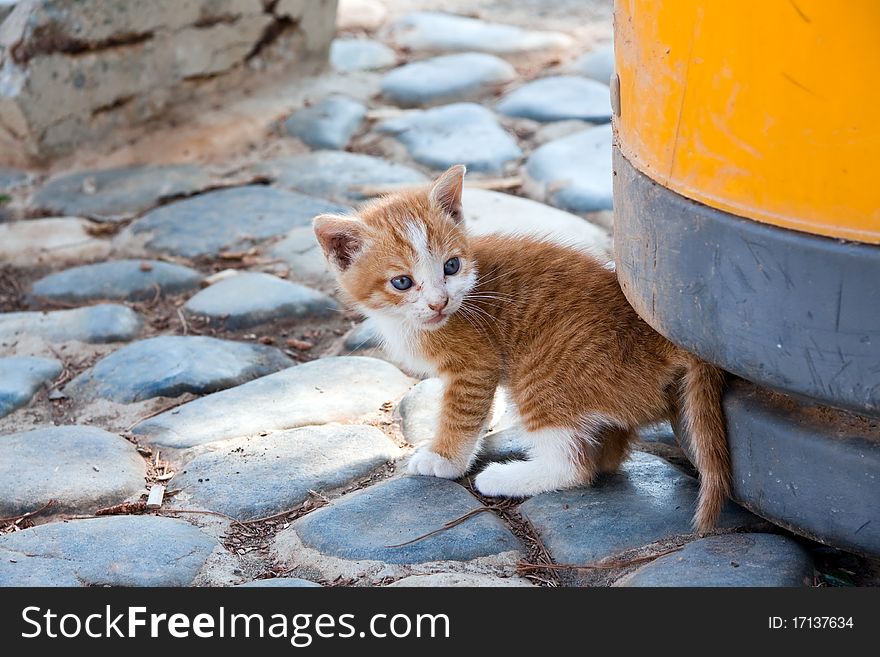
[425,312,447,325]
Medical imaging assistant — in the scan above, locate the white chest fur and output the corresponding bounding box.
[364,314,439,378]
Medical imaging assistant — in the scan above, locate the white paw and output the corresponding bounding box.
[474,462,523,497]
[407,448,466,479]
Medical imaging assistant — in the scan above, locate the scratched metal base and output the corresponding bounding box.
[722,380,878,556]
[613,147,880,418]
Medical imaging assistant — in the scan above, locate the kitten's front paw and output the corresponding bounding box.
[407,448,466,479]
[474,462,524,497]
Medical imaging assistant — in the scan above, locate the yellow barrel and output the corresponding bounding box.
[614,0,880,244]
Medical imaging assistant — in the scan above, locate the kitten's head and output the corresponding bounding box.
[313,164,476,331]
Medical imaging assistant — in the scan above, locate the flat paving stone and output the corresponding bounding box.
[127,185,350,258]
[519,452,759,568]
[173,425,401,520]
[290,476,520,564]
[237,578,321,587]
[132,356,414,449]
[382,53,516,107]
[253,152,427,204]
[524,124,613,213]
[463,188,612,256]
[183,272,339,329]
[377,102,522,173]
[389,573,533,587]
[65,336,293,403]
[615,533,814,587]
[284,96,366,150]
[0,356,61,417]
[30,259,202,304]
[268,227,335,285]
[385,12,572,55]
[30,164,214,221]
[0,425,147,516]
[0,304,143,344]
[0,217,111,267]
[498,76,611,123]
[330,38,397,72]
[572,43,615,84]
[0,516,216,586]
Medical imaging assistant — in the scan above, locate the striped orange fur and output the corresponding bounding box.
[314,165,731,531]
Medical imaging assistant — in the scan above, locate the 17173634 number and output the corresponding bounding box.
[769,617,854,629]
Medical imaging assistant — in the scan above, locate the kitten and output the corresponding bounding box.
[314,165,731,531]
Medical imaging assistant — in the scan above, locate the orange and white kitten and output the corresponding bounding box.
[314,165,731,531]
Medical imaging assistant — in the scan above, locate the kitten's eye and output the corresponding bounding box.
[444,257,461,276]
[390,275,413,291]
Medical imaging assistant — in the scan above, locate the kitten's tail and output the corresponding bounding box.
[680,356,731,533]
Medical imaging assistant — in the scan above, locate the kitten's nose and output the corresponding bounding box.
[428,296,449,312]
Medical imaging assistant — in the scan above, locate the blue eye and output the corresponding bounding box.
[444,257,461,275]
[391,275,413,291]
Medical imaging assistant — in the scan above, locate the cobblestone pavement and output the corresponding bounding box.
[1,0,872,587]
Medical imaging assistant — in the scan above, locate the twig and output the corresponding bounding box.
[177,307,189,336]
[516,545,684,573]
[385,507,492,548]
[237,495,329,526]
[0,499,56,525]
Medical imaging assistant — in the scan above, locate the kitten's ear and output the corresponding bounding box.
[313,214,366,270]
[429,164,466,223]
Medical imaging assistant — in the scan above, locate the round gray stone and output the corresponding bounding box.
[395,377,444,446]
[0,167,33,192]
[0,516,216,586]
[382,53,516,107]
[519,452,760,572]
[377,102,522,173]
[479,427,529,464]
[253,151,427,204]
[330,38,397,72]
[183,272,339,329]
[237,578,321,587]
[639,421,677,446]
[65,336,294,403]
[385,12,572,55]
[0,356,61,418]
[128,185,350,258]
[284,96,366,150]
[497,76,611,123]
[342,321,382,352]
[173,425,401,520]
[573,43,615,84]
[0,425,146,516]
[614,533,814,587]
[132,356,414,449]
[0,304,143,344]
[30,164,214,221]
[524,124,613,213]
[291,476,521,564]
[463,188,612,256]
[30,259,202,304]
[268,226,334,285]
